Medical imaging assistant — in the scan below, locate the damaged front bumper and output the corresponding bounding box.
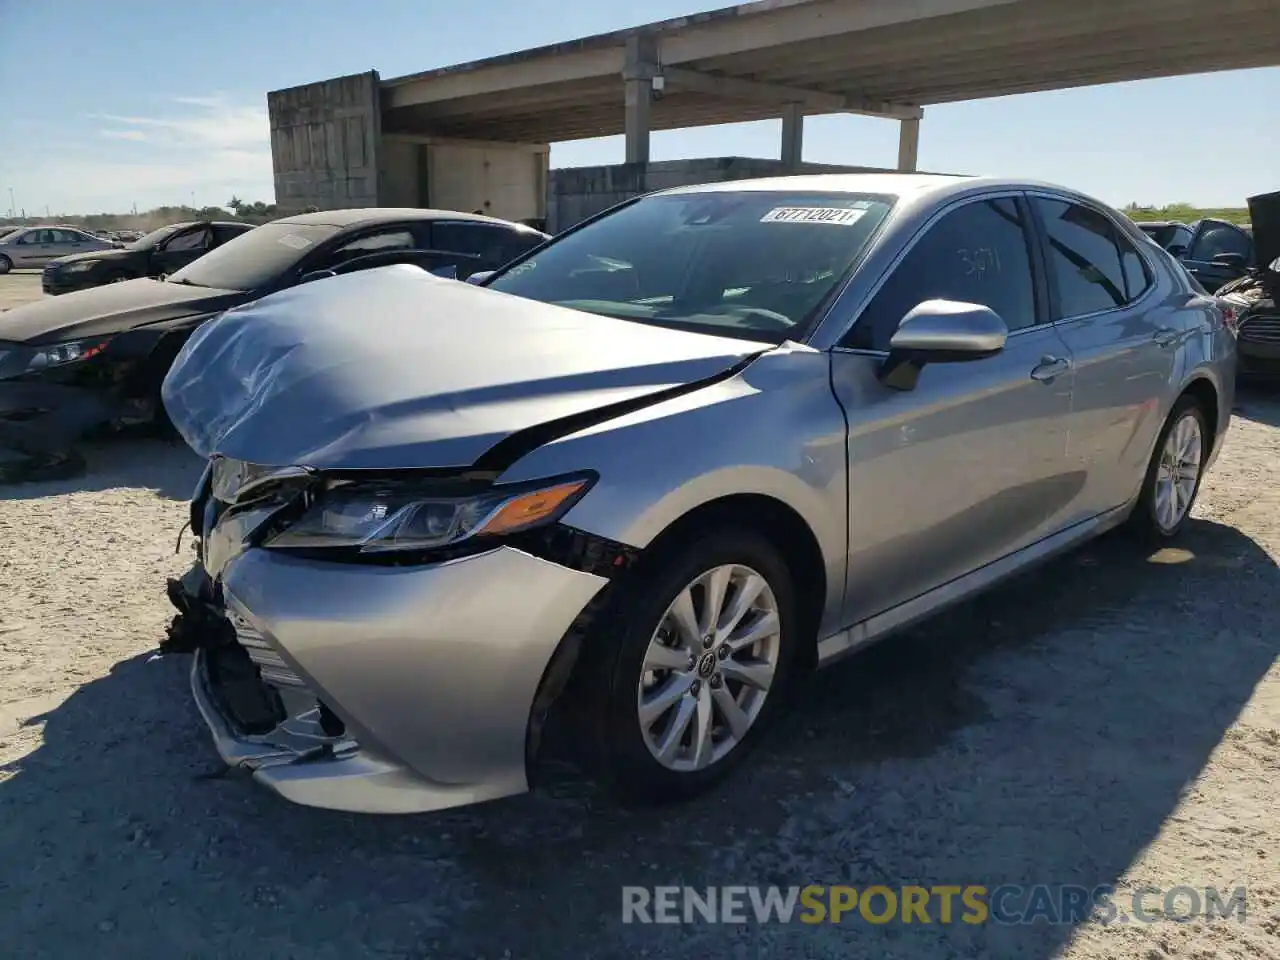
[171,543,608,814]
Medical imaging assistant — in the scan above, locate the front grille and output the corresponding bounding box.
[1239,314,1280,345]
[229,611,307,689]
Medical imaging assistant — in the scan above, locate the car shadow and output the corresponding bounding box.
[0,436,201,502]
[0,519,1274,958]
[1234,378,1280,427]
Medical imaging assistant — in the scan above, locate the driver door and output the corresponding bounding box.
[1180,219,1253,292]
[153,225,213,274]
[829,194,1079,625]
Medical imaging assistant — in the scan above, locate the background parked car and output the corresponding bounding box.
[42,220,255,295]
[1218,191,1280,379]
[1174,217,1258,292]
[0,226,117,273]
[0,208,548,482]
[1135,220,1192,251]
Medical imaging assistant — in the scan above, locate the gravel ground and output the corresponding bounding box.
[0,381,1277,958]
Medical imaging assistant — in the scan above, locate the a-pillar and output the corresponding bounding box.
[897,116,920,172]
[781,103,804,170]
[624,35,658,164]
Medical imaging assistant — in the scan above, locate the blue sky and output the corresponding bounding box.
[1,0,1275,215]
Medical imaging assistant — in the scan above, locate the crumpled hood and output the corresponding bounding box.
[1247,190,1280,272]
[0,277,242,344]
[162,265,766,470]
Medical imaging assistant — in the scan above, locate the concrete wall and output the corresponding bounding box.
[268,71,384,214]
[547,157,905,233]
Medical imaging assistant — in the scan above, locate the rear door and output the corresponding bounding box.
[829,193,1077,625]
[1030,194,1175,521]
[1181,219,1253,292]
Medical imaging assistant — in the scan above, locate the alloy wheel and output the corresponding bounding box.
[1154,412,1203,531]
[636,563,781,772]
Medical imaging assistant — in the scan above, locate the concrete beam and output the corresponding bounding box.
[897,117,921,172]
[381,133,549,154]
[661,0,1021,65]
[660,65,921,120]
[781,103,804,169]
[385,46,624,109]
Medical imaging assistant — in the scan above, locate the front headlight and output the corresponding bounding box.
[63,260,100,273]
[25,337,110,371]
[265,472,595,553]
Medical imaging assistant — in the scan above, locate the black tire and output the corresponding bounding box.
[0,448,86,484]
[579,526,800,805]
[0,255,11,275]
[1128,396,1209,540]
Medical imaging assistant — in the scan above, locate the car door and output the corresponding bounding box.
[1030,194,1177,522]
[45,228,88,260]
[429,221,537,278]
[1181,219,1253,292]
[829,194,1077,625]
[153,225,213,274]
[11,229,53,267]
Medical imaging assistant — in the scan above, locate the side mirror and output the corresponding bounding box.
[466,270,495,286]
[878,299,1008,391]
[1211,252,1248,270]
[300,268,337,284]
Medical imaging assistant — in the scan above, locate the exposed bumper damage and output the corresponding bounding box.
[167,539,610,814]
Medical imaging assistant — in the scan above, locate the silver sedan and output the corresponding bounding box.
[162,174,1236,814]
[0,226,116,271]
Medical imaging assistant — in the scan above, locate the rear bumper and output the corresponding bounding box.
[193,545,608,814]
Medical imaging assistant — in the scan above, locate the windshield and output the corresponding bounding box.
[486,191,894,343]
[130,223,185,251]
[167,221,339,290]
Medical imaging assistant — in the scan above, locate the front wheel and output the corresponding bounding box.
[0,255,11,275]
[1129,397,1208,539]
[581,527,799,804]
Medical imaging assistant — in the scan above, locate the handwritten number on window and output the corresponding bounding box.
[958,246,1002,278]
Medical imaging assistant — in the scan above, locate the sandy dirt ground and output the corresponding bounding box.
[0,271,44,311]
[0,275,1276,955]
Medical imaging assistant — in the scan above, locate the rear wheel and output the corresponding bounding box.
[1129,397,1208,539]
[0,255,11,275]
[581,527,799,804]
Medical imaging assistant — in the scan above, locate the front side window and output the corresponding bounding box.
[1188,222,1252,262]
[163,227,211,252]
[486,191,894,343]
[1036,198,1146,317]
[844,197,1037,351]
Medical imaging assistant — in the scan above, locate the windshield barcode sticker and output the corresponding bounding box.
[761,207,867,225]
[276,233,313,250]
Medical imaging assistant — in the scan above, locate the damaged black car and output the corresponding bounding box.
[0,208,549,482]
[1218,191,1280,380]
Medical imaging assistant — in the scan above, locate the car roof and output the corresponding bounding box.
[273,207,541,232]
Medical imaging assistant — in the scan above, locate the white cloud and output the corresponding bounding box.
[1,95,275,213]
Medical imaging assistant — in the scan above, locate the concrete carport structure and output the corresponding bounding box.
[269,0,1280,228]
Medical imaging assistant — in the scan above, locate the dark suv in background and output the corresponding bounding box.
[1138,217,1257,294]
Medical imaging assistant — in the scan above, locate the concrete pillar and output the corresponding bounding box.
[781,103,804,170]
[897,117,920,172]
[623,35,657,165]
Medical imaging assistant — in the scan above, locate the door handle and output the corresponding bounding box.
[1153,326,1179,347]
[1030,356,1071,382]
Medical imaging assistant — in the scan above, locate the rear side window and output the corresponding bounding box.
[846,196,1038,350]
[1035,199,1150,317]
